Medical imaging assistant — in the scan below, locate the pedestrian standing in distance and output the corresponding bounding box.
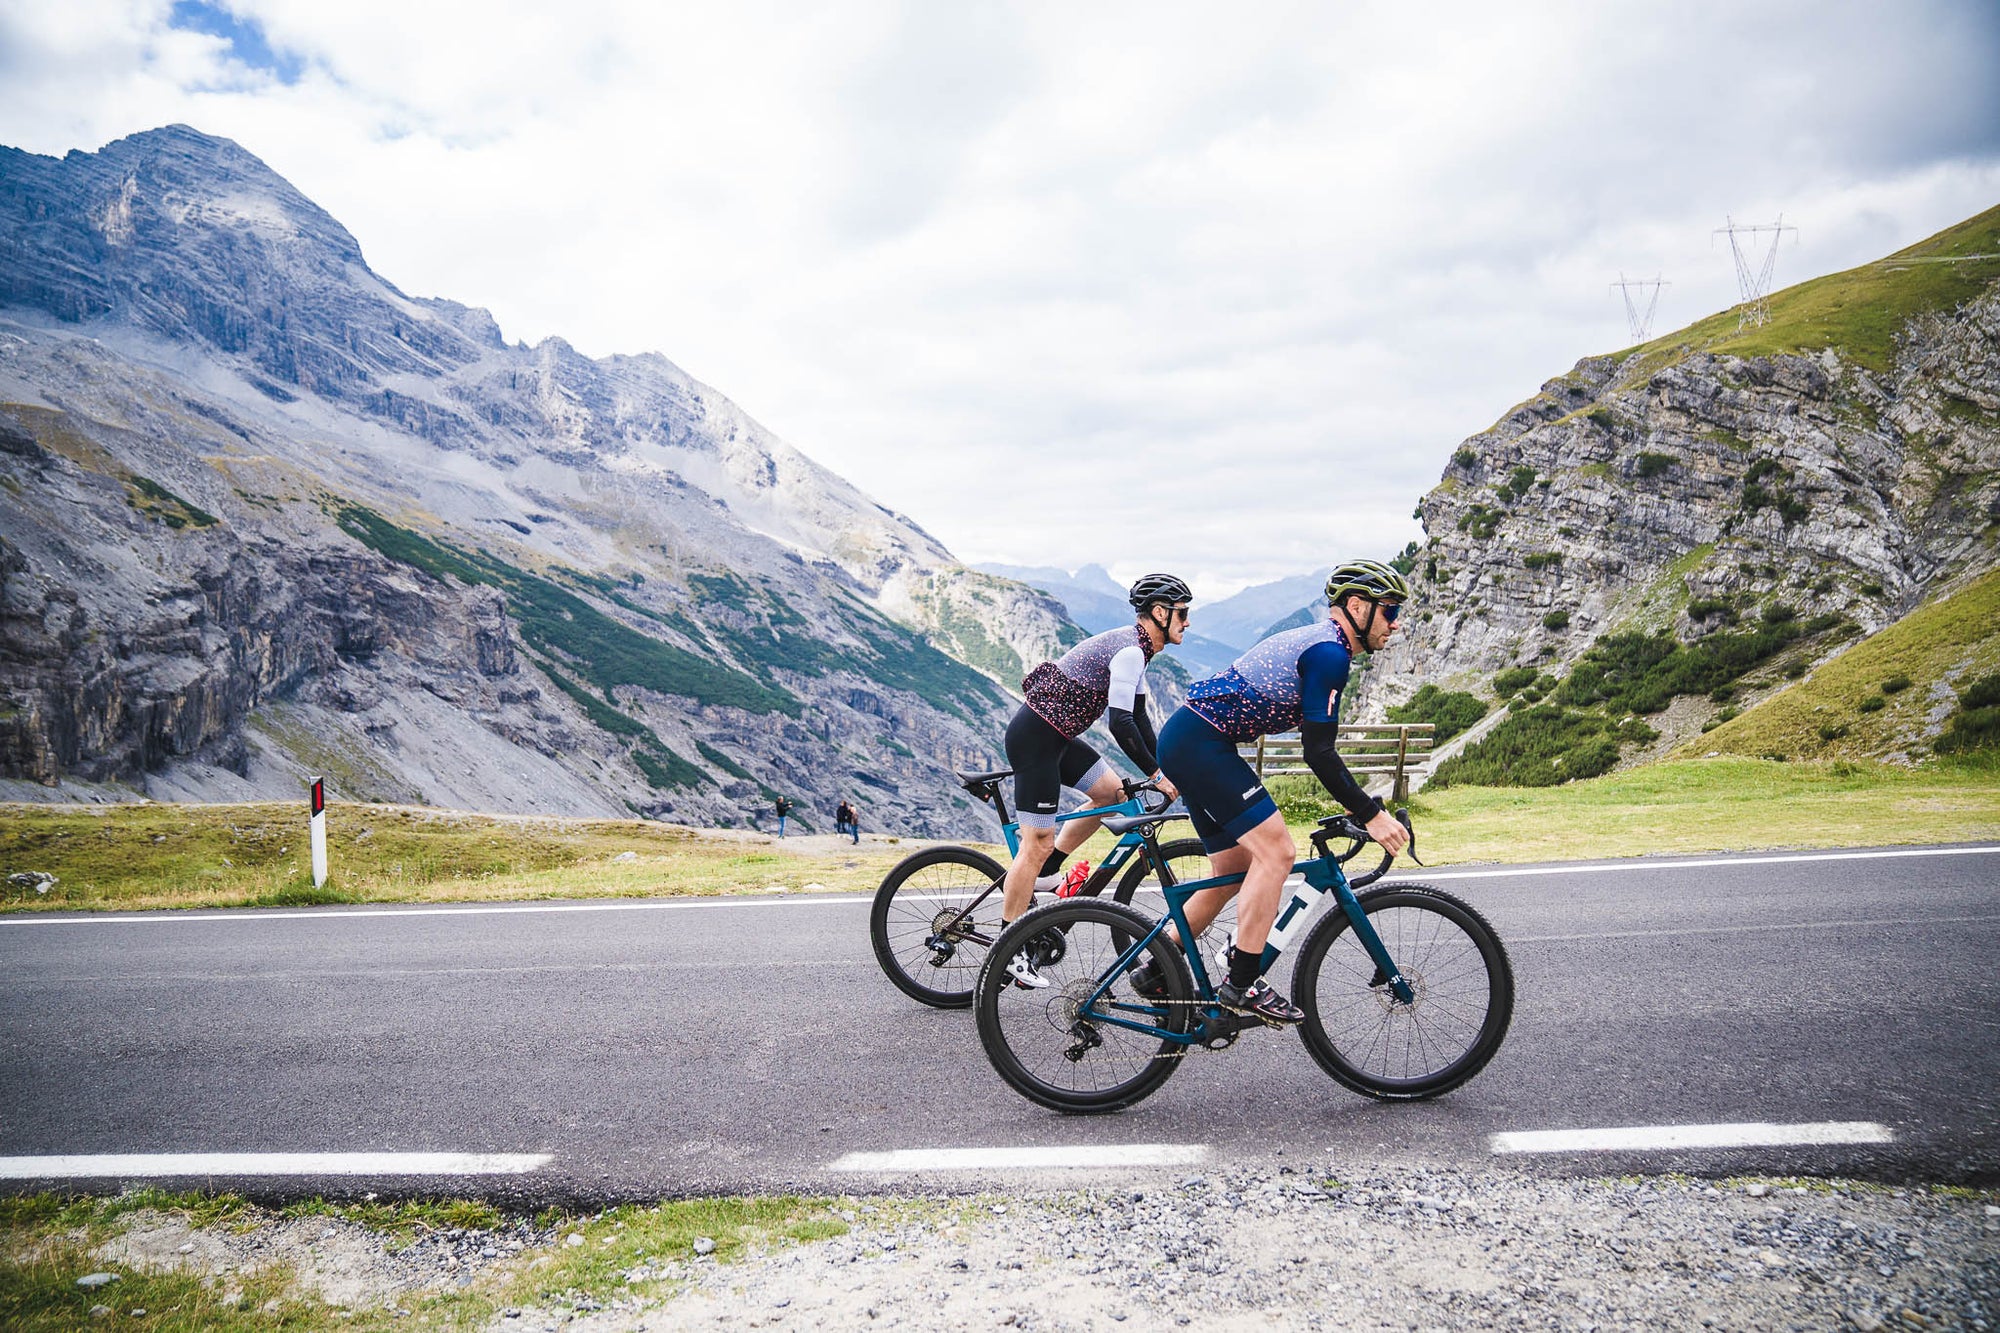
[774,794,791,838]
[835,799,860,844]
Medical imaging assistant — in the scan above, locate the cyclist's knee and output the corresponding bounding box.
[1015,824,1057,854]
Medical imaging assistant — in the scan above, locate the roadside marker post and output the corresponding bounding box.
[310,778,328,888]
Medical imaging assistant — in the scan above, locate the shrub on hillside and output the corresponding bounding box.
[1935,672,2000,755]
[1492,666,1539,697]
[1387,685,1489,744]
[1427,705,1656,789]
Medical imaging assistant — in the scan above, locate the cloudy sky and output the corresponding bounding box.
[3,2,1998,595]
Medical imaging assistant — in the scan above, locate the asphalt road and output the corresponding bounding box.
[2,843,1995,1203]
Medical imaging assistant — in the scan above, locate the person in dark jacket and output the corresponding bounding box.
[774,794,791,837]
[835,799,859,843]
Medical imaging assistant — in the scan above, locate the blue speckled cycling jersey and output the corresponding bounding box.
[1023,624,1157,739]
[1184,617,1353,743]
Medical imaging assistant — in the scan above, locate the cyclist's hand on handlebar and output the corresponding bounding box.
[1365,808,1409,857]
[1152,775,1179,802]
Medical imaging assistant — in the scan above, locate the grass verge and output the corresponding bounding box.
[1271,755,2000,865]
[0,1190,850,1332]
[0,803,926,914]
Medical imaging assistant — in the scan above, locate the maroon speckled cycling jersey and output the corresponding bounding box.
[1022,624,1157,739]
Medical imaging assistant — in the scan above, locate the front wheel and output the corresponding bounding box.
[1292,884,1513,1101]
[976,899,1194,1114]
[870,845,1007,1008]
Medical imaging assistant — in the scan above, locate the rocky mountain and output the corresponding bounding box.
[0,125,1082,836]
[1362,204,2000,766]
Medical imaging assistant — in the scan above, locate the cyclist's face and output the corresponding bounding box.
[1368,600,1403,650]
[1165,604,1190,644]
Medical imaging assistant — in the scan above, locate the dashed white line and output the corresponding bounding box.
[0,1152,553,1178]
[1488,1121,1895,1155]
[829,1144,1209,1172]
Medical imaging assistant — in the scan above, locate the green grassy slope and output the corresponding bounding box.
[1679,567,2000,761]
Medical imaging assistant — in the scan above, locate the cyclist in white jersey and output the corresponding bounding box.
[996,575,1192,986]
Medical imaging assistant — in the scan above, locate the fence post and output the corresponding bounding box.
[1255,735,1268,780]
[1392,727,1411,805]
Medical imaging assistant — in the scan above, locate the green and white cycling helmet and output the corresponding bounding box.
[1323,559,1411,606]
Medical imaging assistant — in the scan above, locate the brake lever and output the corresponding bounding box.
[1395,806,1425,867]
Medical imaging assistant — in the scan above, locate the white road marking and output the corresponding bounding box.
[1513,913,2000,943]
[829,1144,1209,1172]
[1406,844,2000,883]
[1489,1121,1895,1155]
[4,843,1992,928]
[0,1152,552,1178]
[0,897,875,927]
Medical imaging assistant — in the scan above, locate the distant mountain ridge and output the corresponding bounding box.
[0,125,1081,834]
[972,562,1332,677]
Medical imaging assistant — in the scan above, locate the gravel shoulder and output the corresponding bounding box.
[70,1167,2000,1332]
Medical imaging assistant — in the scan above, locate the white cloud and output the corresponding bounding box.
[2,0,1997,596]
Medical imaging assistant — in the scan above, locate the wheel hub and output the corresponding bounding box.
[1373,969,1425,1012]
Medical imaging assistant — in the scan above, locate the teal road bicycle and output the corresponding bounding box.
[869,769,1224,1009]
[973,808,1514,1112]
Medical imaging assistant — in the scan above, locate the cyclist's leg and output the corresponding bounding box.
[1179,844,1248,939]
[1051,751,1121,854]
[1001,706,1066,923]
[1155,706,1270,944]
[1224,813,1296,954]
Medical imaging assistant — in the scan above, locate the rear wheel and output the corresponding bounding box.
[975,899,1194,1113]
[1292,884,1513,1100]
[869,846,1006,1008]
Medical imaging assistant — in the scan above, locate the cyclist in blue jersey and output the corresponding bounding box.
[997,574,1192,986]
[1151,559,1412,1023]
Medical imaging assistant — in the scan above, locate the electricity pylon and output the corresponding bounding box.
[1715,215,1797,328]
[1611,273,1669,344]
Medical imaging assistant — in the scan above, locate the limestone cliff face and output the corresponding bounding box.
[0,126,1079,835]
[1362,217,2000,718]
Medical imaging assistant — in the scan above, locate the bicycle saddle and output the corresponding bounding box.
[955,767,1014,791]
[1099,807,1187,835]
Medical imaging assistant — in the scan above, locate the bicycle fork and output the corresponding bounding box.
[1257,862,1416,1006]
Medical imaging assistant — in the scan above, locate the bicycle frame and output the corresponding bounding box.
[1077,847,1415,1046]
[923,791,1174,950]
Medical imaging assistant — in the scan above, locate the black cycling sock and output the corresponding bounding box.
[1038,850,1069,877]
[1226,945,1262,990]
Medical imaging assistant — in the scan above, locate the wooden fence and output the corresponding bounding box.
[1237,723,1435,803]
